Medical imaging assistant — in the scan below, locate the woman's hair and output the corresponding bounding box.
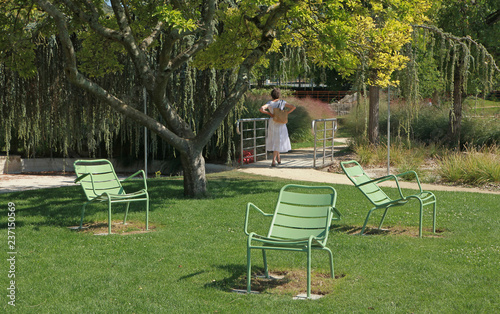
[271,88,281,100]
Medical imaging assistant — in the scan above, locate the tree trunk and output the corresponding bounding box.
[368,84,380,145]
[449,61,464,147]
[180,148,207,197]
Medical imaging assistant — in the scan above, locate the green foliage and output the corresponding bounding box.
[306,0,432,87]
[154,4,198,32]
[0,1,39,77]
[193,2,272,70]
[343,93,500,148]
[78,34,126,78]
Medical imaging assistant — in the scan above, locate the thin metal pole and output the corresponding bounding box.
[387,86,390,175]
[240,121,244,166]
[144,87,148,177]
[313,122,317,168]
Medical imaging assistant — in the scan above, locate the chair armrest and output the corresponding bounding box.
[330,206,342,221]
[394,171,423,193]
[74,173,90,183]
[75,173,101,197]
[244,202,272,236]
[357,174,406,199]
[359,171,423,198]
[122,170,148,190]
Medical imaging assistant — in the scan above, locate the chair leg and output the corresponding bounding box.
[360,208,377,235]
[79,203,88,230]
[418,200,424,238]
[307,247,312,298]
[325,247,334,278]
[145,196,149,231]
[247,247,252,293]
[108,200,112,235]
[123,202,130,225]
[432,201,437,233]
[262,249,269,278]
[378,208,390,230]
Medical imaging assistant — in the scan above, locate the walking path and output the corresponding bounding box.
[1,141,499,195]
[237,165,500,194]
[1,164,498,195]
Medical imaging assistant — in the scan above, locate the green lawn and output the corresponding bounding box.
[1,171,499,312]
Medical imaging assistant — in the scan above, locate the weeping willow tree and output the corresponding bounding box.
[392,0,500,147]
[396,25,500,146]
[1,0,303,197]
[0,36,241,164]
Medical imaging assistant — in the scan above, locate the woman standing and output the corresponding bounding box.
[260,88,296,167]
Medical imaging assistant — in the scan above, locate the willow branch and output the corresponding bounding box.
[413,24,499,72]
[195,1,291,147]
[35,0,188,152]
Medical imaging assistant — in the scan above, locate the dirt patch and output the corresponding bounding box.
[331,224,446,238]
[68,220,154,235]
[235,270,346,296]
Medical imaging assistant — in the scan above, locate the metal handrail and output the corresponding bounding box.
[236,118,270,165]
[236,118,270,134]
[312,118,337,168]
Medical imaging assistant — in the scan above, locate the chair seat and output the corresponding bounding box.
[250,237,326,249]
[94,190,148,201]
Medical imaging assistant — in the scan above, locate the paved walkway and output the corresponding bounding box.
[0,174,76,194]
[1,144,499,195]
[237,143,499,195]
[238,164,500,194]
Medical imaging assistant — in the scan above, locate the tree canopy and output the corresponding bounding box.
[1,0,478,195]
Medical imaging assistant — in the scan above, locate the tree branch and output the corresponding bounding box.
[151,0,217,138]
[194,1,292,147]
[159,0,216,74]
[60,0,122,41]
[35,0,189,152]
[413,24,499,73]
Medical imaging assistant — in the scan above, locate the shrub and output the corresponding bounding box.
[437,145,500,185]
[345,94,500,148]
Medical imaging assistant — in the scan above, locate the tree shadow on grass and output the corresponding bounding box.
[0,176,282,230]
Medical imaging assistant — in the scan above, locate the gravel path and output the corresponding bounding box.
[1,167,499,195]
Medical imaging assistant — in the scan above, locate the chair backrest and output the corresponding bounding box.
[267,185,337,242]
[74,159,124,200]
[341,160,392,206]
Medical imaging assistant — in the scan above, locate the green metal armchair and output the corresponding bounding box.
[341,160,436,238]
[74,159,149,235]
[244,184,341,299]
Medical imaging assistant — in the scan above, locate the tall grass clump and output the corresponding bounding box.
[437,145,500,185]
[350,138,430,179]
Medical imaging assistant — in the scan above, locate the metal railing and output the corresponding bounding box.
[312,118,337,168]
[236,118,269,166]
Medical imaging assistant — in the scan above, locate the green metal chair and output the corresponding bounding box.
[74,159,149,235]
[340,160,436,238]
[244,184,341,299]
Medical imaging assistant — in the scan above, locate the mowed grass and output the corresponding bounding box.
[1,171,499,312]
